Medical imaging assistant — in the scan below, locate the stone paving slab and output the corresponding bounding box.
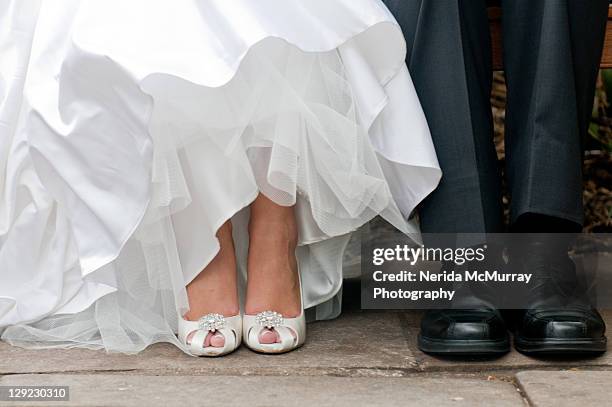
[403,310,612,372]
[1,309,611,377]
[516,370,612,407]
[0,312,416,377]
[0,374,525,407]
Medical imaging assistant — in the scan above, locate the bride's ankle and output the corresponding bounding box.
[184,220,240,321]
[185,263,240,320]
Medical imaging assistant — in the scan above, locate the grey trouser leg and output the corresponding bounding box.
[383,0,608,232]
[501,0,609,226]
[384,0,503,233]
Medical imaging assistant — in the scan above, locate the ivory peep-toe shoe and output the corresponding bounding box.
[243,271,306,354]
[178,313,242,357]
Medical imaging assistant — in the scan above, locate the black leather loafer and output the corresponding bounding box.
[418,308,510,355]
[509,236,607,355]
[514,306,607,354]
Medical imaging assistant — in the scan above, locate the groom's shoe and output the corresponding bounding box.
[510,237,607,355]
[514,306,607,354]
[418,257,510,355]
[418,308,510,355]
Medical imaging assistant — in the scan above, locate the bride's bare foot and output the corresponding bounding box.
[245,194,301,345]
[184,221,239,349]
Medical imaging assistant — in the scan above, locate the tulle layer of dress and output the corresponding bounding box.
[0,0,441,353]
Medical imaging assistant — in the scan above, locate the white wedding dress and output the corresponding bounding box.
[0,0,441,353]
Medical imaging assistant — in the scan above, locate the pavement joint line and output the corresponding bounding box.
[397,312,428,371]
[0,372,512,378]
[0,367,419,378]
[414,362,612,374]
[512,376,535,407]
[507,376,533,407]
[3,366,612,378]
[0,369,141,377]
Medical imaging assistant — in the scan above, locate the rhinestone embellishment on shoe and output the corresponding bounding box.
[255,311,284,329]
[198,313,226,332]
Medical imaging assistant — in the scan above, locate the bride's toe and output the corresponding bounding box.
[179,315,242,356]
[209,332,225,347]
[258,328,280,344]
[187,329,228,348]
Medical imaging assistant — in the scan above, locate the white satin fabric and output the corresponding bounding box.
[0,0,441,353]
